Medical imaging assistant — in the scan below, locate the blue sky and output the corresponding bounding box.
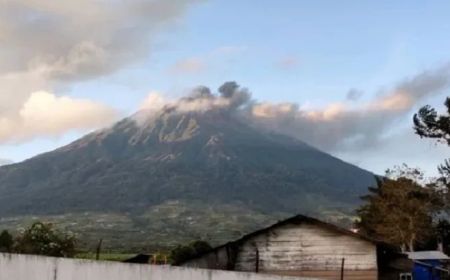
[1,0,450,175]
[71,1,450,104]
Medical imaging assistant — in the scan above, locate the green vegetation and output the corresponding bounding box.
[1,222,76,257]
[0,201,285,251]
[356,166,443,251]
[434,220,450,255]
[414,97,450,196]
[75,252,135,262]
[0,230,13,252]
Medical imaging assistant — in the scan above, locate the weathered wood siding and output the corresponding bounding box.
[182,221,379,280]
[234,223,378,280]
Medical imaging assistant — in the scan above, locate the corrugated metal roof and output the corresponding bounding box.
[407,251,450,260]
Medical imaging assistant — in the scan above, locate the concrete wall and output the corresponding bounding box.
[0,253,320,280]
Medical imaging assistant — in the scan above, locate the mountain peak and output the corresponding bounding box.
[0,86,375,248]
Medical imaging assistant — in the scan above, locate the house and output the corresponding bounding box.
[405,251,449,280]
[176,214,407,280]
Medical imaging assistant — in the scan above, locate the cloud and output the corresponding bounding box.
[168,45,247,74]
[0,0,201,143]
[170,58,206,74]
[0,91,117,143]
[140,91,170,112]
[335,127,450,175]
[0,0,201,80]
[346,88,363,101]
[211,46,248,56]
[275,56,299,70]
[0,159,14,166]
[249,64,450,151]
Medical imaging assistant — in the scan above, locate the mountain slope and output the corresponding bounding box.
[0,106,375,249]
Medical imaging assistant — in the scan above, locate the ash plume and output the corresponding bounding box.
[140,81,252,116]
[140,64,450,153]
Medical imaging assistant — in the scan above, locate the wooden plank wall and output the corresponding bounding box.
[234,223,378,280]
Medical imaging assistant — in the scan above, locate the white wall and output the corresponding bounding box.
[0,253,320,280]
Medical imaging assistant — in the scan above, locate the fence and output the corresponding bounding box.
[0,253,320,280]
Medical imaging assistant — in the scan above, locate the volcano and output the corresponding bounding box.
[0,84,375,249]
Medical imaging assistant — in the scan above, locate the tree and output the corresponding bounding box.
[435,220,450,255]
[420,220,450,255]
[0,230,13,253]
[14,222,76,257]
[414,97,450,145]
[170,240,212,264]
[414,98,450,179]
[356,166,442,251]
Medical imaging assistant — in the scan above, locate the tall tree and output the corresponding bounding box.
[414,98,450,179]
[357,166,442,251]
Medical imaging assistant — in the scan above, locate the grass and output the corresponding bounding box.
[75,252,136,262]
[0,200,319,252]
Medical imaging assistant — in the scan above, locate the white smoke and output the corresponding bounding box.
[139,64,450,154]
[139,83,250,116]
